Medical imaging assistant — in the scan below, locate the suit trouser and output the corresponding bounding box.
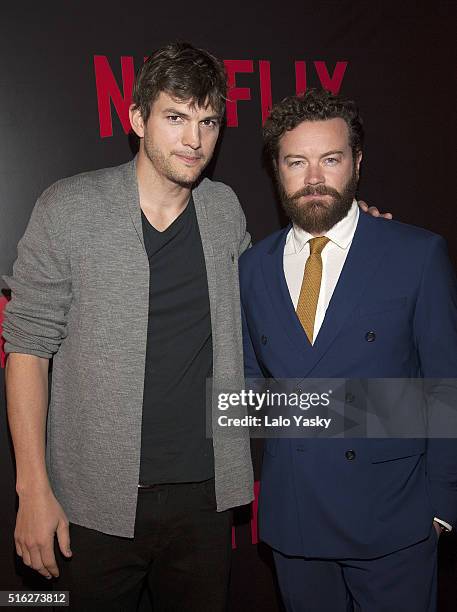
[54,479,232,612]
[273,523,438,612]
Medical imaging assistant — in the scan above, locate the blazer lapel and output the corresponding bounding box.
[261,226,316,370]
[302,213,387,377]
[261,215,387,379]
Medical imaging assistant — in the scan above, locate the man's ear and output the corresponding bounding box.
[272,156,279,176]
[129,104,145,138]
[355,151,363,178]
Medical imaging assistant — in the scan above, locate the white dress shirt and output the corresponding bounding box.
[283,200,451,532]
[284,199,359,345]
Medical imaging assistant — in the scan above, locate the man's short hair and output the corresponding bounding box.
[263,88,364,165]
[132,41,227,122]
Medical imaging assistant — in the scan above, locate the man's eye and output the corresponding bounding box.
[201,119,218,128]
[324,157,339,165]
[289,160,304,167]
[167,115,182,123]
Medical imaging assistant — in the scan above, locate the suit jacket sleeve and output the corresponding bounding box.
[413,235,457,527]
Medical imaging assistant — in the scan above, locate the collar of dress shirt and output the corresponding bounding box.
[285,199,359,254]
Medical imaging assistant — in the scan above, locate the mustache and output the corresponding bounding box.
[290,184,341,200]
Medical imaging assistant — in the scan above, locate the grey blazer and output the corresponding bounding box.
[3,158,254,537]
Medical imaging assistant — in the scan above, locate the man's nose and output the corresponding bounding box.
[305,163,324,185]
[182,122,201,150]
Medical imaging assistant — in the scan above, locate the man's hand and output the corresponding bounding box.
[5,354,70,579]
[358,200,393,219]
[15,488,72,579]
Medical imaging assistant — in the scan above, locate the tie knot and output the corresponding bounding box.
[309,236,330,255]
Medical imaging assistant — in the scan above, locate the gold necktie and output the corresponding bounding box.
[296,236,330,343]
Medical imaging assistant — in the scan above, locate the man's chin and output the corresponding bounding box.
[287,196,349,233]
[168,170,201,188]
[293,215,332,235]
[298,197,332,210]
[170,162,207,187]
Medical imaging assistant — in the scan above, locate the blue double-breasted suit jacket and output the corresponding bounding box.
[239,212,457,559]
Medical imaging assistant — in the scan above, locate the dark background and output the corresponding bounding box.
[1,1,456,609]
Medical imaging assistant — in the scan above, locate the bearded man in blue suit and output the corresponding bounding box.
[239,89,457,612]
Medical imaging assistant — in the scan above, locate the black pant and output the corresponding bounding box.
[55,479,232,611]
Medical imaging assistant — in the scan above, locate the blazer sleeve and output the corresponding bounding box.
[2,186,72,359]
[413,235,457,527]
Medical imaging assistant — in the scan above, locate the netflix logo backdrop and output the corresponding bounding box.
[1,2,456,610]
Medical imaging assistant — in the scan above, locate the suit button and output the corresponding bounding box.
[365,331,376,342]
[345,450,356,460]
[261,335,267,345]
[296,385,302,393]
[345,392,355,404]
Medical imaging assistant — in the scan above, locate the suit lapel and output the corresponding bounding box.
[261,226,316,371]
[262,214,387,378]
[302,213,386,377]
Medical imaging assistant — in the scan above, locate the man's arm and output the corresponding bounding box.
[3,183,73,577]
[413,235,457,531]
[219,184,251,256]
[239,207,252,256]
[6,354,72,579]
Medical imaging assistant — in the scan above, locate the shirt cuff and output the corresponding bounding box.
[434,517,452,532]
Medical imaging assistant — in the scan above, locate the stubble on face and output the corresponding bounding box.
[143,131,209,188]
[277,167,358,234]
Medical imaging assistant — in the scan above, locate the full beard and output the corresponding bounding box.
[278,169,358,234]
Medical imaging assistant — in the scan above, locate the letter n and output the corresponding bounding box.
[94,56,135,138]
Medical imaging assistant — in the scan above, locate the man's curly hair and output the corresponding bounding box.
[263,88,364,166]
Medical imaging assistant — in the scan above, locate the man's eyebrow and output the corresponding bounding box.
[320,150,344,157]
[283,150,345,160]
[162,107,190,118]
[201,114,221,122]
[283,154,306,160]
[162,108,221,122]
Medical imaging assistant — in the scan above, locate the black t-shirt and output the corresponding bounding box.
[139,196,214,484]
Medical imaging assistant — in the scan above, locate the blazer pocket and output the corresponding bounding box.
[370,439,426,463]
[358,297,408,317]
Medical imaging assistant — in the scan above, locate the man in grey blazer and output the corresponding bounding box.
[3,42,253,611]
[4,41,383,610]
